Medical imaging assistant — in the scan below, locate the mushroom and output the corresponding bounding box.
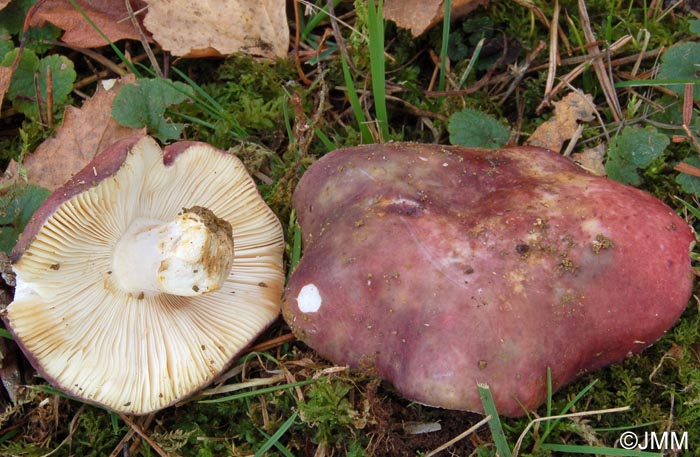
[3,135,284,414]
[283,143,695,417]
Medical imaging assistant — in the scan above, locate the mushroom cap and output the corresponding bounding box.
[283,143,695,417]
[4,136,284,414]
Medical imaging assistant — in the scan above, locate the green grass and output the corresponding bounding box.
[438,0,452,92]
[367,0,389,141]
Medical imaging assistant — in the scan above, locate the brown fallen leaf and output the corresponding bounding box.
[527,92,595,152]
[142,0,289,58]
[2,75,146,191]
[384,0,488,37]
[572,144,606,176]
[0,66,11,110]
[30,0,149,48]
[0,0,10,10]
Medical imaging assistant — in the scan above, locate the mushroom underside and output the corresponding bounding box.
[5,136,285,414]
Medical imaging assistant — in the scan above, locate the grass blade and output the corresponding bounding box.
[340,51,373,143]
[539,443,661,456]
[438,0,452,91]
[538,378,599,444]
[255,410,298,457]
[367,0,389,141]
[676,197,700,220]
[478,383,512,457]
[110,412,120,434]
[66,0,139,76]
[314,127,336,151]
[198,378,321,404]
[615,78,700,88]
[287,210,302,281]
[301,0,342,41]
[458,37,485,89]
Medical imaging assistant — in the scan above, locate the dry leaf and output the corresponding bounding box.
[143,0,289,58]
[0,1,10,10]
[527,92,595,152]
[384,0,488,37]
[31,0,149,48]
[572,144,607,176]
[3,75,146,191]
[0,66,11,110]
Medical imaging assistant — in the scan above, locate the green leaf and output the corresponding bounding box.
[24,23,63,55]
[605,126,669,186]
[0,184,51,254]
[2,49,76,119]
[112,78,194,141]
[656,42,700,97]
[448,108,510,149]
[3,47,40,102]
[0,0,34,36]
[676,156,700,195]
[690,19,700,37]
[0,40,13,61]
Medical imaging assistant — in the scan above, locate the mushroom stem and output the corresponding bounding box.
[112,206,234,297]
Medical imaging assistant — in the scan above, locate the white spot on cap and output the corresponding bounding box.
[297,284,322,313]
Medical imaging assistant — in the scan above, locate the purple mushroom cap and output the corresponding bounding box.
[283,143,695,417]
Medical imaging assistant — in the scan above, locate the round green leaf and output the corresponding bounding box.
[448,108,510,149]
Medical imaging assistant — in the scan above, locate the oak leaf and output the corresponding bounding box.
[384,0,488,37]
[3,75,146,191]
[0,65,10,109]
[142,0,289,58]
[527,92,595,153]
[30,0,149,48]
[572,144,606,176]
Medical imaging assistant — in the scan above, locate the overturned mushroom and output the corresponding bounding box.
[3,136,284,414]
[283,143,695,417]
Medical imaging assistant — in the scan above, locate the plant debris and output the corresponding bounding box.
[2,75,145,191]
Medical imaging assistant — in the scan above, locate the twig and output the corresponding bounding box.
[425,414,492,457]
[386,93,448,121]
[675,161,700,177]
[540,0,560,109]
[631,28,651,78]
[679,83,700,153]
[72,52,150,92]
[499,40,546,105]
[124,0,161,78]
[247,332,297,354]
[202,373,287,396]
[40,404,85,457]
[511,406,631,457]
[108,429,136,457]
[293,0,313,85]
[543,35,632,108]
[127,413,157,456]
[530,46,662,72]
[45,40,128,77]
[327,0,358,74]
[425,39,509,97]
[118,413,168,457]
[578,0,623,121]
